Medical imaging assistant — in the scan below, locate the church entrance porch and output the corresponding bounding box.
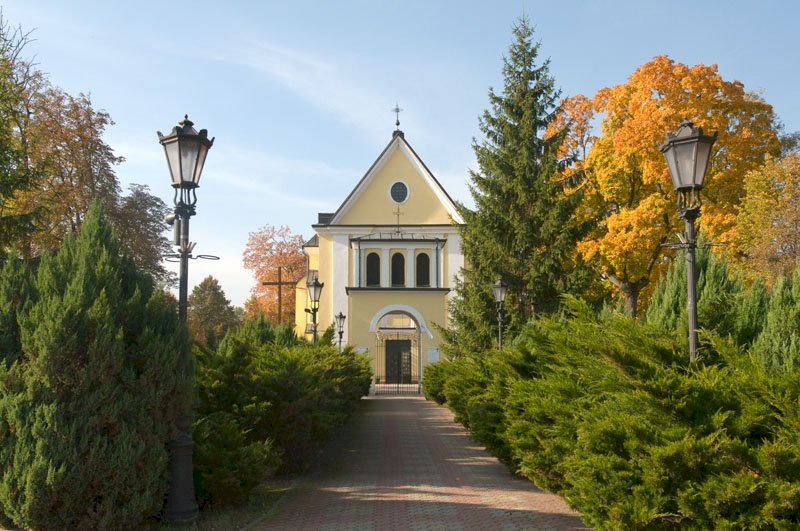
[373,312,420,395]
[385,340,412,384]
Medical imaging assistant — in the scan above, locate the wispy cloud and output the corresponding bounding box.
[211,40,391,139]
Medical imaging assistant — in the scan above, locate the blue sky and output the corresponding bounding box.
[4,1,799,306]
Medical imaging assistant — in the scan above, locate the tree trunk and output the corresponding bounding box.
[622,286,639,318]
[607,273,642,318]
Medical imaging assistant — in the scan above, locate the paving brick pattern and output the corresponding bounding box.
[256,396,587,530]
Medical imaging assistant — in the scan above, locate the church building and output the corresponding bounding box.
[294,127,464,393]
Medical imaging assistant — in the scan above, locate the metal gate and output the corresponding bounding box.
[373,332,420,395]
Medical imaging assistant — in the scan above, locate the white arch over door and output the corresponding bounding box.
[369,304,434,339]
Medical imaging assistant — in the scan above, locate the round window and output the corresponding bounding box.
[390,181,408,203]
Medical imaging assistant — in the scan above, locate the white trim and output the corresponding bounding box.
[397,141,464,223]
[369,304,434,339]
[331,139,399,224]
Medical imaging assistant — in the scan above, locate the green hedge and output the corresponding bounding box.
[194,321,372,508]
[426,297,800,529]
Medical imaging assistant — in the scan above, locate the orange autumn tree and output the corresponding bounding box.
[565,56,779,316]
[242,224,306,324]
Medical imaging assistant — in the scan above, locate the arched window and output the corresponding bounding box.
[391,252,405,287]
[416,253,430,287]
[366,252,380,286]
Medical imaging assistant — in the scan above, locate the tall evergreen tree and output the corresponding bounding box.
[0,203,193,529]
[446,17,589,353]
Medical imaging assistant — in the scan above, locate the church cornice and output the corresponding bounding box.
[345,287,451,294]
[313,223,462,229]
[349,237,446,243]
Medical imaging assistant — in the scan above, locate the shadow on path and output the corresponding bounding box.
[254,396,588,530]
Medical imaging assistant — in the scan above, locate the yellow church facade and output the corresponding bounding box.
[294,129,464,393]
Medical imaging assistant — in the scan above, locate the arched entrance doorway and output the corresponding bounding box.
[372,311,421,395]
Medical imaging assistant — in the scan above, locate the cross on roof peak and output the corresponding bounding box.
[392,102,403,130]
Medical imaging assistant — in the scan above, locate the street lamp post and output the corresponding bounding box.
[334,311,346,350]
[306,277,324,344]
[158,115,214,524]
[661,120,716,362]
[492,279,508,349]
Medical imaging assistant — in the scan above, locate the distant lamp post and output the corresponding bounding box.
[158,115,214,524]
[492,278,508,349]
[661,120,717,362]
[306,277,324,344]
[334,311,346,351]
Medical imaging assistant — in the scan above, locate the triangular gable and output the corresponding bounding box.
[326,132,464,226]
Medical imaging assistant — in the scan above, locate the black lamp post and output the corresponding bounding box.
[306,277,324,344]
[158,115,213,524]
[660,120,716,362]
[334,311,346,350]
[492,278,508,349]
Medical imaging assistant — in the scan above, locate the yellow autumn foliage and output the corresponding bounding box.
[735,153,800,284]
[562,55,779,313]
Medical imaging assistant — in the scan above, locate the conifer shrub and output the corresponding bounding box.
[193,411,281,509]
[421,360,450,404]
[751,265,800,373]
[0,254,33,362]
[194,319,371,507]
[433,296,800,529]
[646,236,749,344]
[0,204,193,529]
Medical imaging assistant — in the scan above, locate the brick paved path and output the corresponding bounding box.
[255,396,587,530]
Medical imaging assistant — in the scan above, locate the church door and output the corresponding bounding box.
[385,339,412,384]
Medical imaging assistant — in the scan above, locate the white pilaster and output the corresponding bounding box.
[407,247,415,287]
[332,234,349,344]
[352,243,360,288]
[446,233,462,298]
[381,248,390,288]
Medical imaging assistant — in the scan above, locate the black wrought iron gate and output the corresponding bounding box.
[373,333,420,395]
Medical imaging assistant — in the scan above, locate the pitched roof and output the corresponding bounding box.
[322,130,464,226]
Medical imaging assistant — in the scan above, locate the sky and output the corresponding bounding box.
[3,1,799,307]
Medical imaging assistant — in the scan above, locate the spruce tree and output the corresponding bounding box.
[0,203,193,529]
[447,16,589,353]
[752,266,800,373]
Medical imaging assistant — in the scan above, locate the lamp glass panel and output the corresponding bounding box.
[179,138,201,184]
[675,141,697,189]
[163,140,182,186]
[193,143,209,185]
[664,148,681,191]
[693,139,713,188]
